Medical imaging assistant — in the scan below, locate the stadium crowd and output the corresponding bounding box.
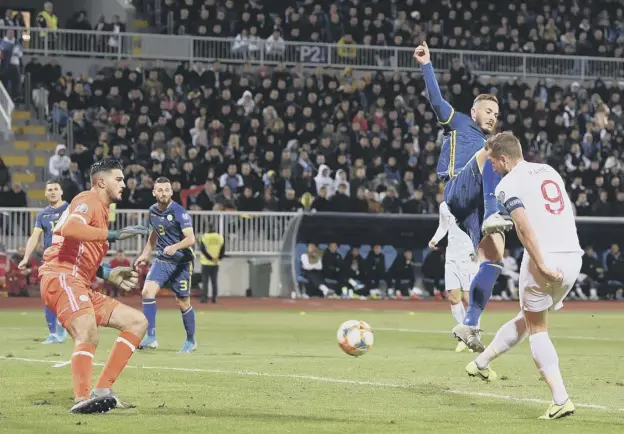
[13,56,622,217]
[154,0,624,57]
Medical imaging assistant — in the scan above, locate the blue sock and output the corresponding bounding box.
[44,307,57,334]
[142,298,157,338]
[482,159,502,219]
[463,261,503,326]
[181,307,196,342]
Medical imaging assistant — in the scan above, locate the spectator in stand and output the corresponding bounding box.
[8,179,25,204]
[576,246,603,301]
[300,243,331,298]
[48,144,71,177]
[364,244,386,297]
[37,2,58,49]
[0,157,11,193]
[388,250,417,299]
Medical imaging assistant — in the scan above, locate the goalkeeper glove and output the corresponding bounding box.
[102,265,139,292]
[108,225,149,242]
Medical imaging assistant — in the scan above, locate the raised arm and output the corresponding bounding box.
[413,42,455,126]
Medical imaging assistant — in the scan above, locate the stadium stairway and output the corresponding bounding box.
[5,107,59,205]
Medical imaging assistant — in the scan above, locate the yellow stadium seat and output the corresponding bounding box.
[34,156,46,167]
[17,125,46,136]
[12,110,31,121]
[35,140,58,151]
[3,155,29,166]
[28,189,47,201]
[13,140,30,150]
[13,172,36,184]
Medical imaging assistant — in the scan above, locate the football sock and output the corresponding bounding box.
[95,331,142,390]
[142,298,157,338]
[181,306,196,341]
[72,343,96,400]
[475,310,527,368]
[482,158,501,220]
[450,302,465,324]
[463,261,503,326]
[530,332,569,405]
[44,307,57,334]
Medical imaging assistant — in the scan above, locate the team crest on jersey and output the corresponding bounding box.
[167,214,173,221]
[497,191,505,205]
[75,203,88,213]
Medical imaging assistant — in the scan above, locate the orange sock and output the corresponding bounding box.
[71,343,96,400]
[95,331,142,390]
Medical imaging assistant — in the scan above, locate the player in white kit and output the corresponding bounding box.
[428,202,479,352]
[464,132,582,420]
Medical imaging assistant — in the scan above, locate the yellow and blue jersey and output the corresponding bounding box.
[34,202,70,252]
[422,63,488,181]
[148,201,194,263]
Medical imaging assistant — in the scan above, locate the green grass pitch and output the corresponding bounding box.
[1,308,624,433]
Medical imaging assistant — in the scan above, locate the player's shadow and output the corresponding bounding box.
[149,406,355,423]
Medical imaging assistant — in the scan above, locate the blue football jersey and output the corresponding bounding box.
[148,201,194,263]
[34,202,70,251]
[436,112,488,181]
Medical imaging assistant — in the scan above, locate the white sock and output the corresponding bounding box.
[529,332,569,405]
[450,302,465,324]
[320,284,329,296]
[475,310,526,368]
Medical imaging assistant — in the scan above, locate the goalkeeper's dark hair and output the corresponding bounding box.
[89,158,123,178]
[45,179,62,187]
[155,176,171,184]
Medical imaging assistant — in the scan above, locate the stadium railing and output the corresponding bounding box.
[5,26,623,80]
[0,81,14,135]
[0,208,298,256]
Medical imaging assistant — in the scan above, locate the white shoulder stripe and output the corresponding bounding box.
[69,214,88,224]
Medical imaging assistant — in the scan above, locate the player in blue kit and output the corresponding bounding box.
[414,42,513,352]
[135,177,197,353]
[19,180,69,344]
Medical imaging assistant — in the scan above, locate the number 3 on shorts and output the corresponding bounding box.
[180,280,189,292]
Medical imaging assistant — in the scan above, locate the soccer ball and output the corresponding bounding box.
[336,320,374,357]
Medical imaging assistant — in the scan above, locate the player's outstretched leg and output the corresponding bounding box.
[177,296,197,353]
[465,310,527,381]
[41,307,61,344]
[139,281,160,349]
[453,234,504,353]
[93,303,147,407]
[477,150,513,235]
[525,309,575,420]
[66,314,117,415]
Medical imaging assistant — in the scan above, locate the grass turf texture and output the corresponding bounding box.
[1,309,624,433]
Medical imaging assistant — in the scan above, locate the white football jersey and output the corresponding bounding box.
[431,202,475,262]
[495,160,582,254]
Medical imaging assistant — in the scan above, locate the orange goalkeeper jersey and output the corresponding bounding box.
[39,191,110,284]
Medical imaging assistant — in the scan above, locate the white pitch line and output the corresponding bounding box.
[376,327,624,342]
[1,356,622,412]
